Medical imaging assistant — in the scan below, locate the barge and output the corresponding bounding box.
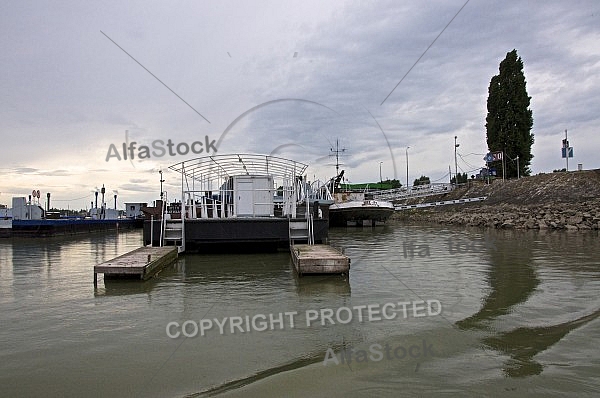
[143,154,331,252]
[8,218,141,237]
[0,188,143,238]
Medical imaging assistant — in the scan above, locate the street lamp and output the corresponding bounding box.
[159,170,164,201]
[405,146,410,189]
[379,162,383,183]
[454,136,460,185]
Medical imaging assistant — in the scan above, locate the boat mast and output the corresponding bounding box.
[328,138,347,194]
[330,138,346,176]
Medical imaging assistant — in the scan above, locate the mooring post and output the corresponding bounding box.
[147,254,151,263]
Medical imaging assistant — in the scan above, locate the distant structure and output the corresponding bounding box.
[125,202,147,219]
[12,197,44,220]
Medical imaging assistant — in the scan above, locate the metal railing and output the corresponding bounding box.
[370,183,454,202]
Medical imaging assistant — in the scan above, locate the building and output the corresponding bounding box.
[125,202,148,219]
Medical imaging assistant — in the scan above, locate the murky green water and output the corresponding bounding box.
[1,225,599,397]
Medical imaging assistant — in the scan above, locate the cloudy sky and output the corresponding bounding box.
[1,0,598,209]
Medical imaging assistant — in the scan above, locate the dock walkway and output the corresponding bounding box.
[94,246,178,286]
[290,244,350,276]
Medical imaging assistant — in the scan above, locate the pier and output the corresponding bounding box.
[290,244,350,276]
[94,246,178,286]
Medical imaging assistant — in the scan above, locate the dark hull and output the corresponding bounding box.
[6,219,143,238]
[329,207,394,227]
[144,217,329,252]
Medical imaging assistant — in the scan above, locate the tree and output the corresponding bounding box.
[413,175,431,186]
[450,172,468,184]
[486,49,534,178]
[381,178,402,189]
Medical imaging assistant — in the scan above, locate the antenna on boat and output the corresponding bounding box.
[329,138,347,176]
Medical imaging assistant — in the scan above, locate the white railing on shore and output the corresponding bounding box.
[371,183,454,202]
[394,196,487,210]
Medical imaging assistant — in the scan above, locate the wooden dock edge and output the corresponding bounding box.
[290,243,350,276]
[141,247,178,280]
[94,246,178,286]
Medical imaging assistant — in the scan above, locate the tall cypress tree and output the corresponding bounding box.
[486,49,534,177]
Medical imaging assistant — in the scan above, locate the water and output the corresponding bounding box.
[1,225,599,397]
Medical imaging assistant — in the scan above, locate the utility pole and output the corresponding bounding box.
[405,147,410,189]
[454,136,459,185]
[379,161,383,183]
[502,151,505,181]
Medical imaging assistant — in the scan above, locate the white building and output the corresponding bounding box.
[125,202,147,218]
[12,197,44,220]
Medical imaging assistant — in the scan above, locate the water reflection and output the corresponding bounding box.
[11,239,58,274]
[456,229,600,378]
[456,232,538,330]
[293,273,351,296]
[178,252,292,283]
[191,341,350,397]
[484,308,600,377]
[95,278,159,297]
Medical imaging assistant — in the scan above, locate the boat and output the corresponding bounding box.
[329,193,395,227]
[324,141,395,226]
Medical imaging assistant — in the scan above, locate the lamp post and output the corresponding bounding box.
[159,170,164,201]
[454,136,459,185]
[379,162,383,183]
[405,146,410,189]
[564,129,569,172]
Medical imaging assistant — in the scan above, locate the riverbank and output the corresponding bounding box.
[392,169,600,231]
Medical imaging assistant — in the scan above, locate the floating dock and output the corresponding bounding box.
[94,246,178,286]
[290,244,350,276]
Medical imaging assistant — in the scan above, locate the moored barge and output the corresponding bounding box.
[143,154,331,252]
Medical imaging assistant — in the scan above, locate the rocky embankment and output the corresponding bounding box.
[391,169,600,231]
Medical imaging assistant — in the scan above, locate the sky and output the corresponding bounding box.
[1,0,599,210]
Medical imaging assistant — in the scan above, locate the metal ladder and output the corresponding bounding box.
[163,219,184,253]
[159,194,185,253]
[289,213,314,245]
